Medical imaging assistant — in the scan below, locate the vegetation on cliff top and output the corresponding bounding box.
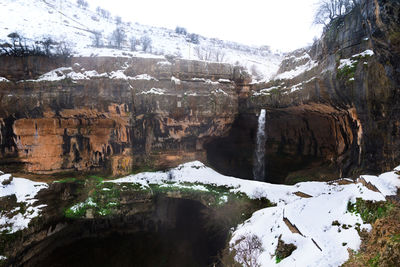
[343,199,400,267]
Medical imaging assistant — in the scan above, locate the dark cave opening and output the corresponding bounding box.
[18,197,228,267]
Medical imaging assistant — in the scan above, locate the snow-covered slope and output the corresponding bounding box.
[110,161,400,267]
[1,161,399,265]
[0,0,282,81]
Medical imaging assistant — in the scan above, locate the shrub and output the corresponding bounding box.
[140,35,152,52]
[175,26,187,35]
[188,33,200,44]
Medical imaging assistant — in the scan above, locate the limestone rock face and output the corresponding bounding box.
[229,0,400,181]
[0,56,241,176]
[0,1,399,182]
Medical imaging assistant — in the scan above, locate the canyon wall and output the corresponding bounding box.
[0,0,399,183]
[227,0,400,182]
[0,56,247,176]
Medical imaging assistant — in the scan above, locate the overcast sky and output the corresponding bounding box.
[86,0,323,52]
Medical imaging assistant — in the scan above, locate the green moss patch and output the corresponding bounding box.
[64,177,273,222]
[347,198,395,224]
[337,62,358,80]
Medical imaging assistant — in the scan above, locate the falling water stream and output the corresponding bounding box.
[253,109,267,181]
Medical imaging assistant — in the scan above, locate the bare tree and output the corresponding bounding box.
[92,31,103,48]
[175,26,187,35]
[194,46,226,62]
[115,16,122,25]
[96,7,111,19]
[0,33,71,57]
[129,36,136,51]
[41,37,56,56]
[110,26,126,49]
[55,40,72,57]
[76,0,88,9]
[214,49,226,62]
[194,46,211,61]
[189,33,200,44]
[234,235,264,267]
[140,35,152,52]
[314,0,358,26]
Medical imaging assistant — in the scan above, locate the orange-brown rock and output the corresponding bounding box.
[0,56,240,177]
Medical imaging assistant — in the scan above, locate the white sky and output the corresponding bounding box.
[86,0,323,52]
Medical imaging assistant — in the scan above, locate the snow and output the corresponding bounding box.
[109,161,399,266]
[69,197,97,213]
[0,0,282,81]
[289,83,303,93]
[338,50,374,70]
[159,183,209,192]
[293,52,311,62]
[0,158,398,265]
[205,79,220,85]
[171,76,181,85]
[157,61,172,66]
[109,70,129,80]
[253,86,280,96]
[76,48,165,59]
[0,173,48,233]
[0,255,6,260]
[353,49,374,58]
[184,91,198,96]
[192,78,206,82]
[84,70,108,78]
[23,66,159,82]
[108,161,397,205]
[133,74,158,81]
[25,67,110,82]
[338,58,357,70]
[138,88,166,95]
[212,89,228,96]
[230,168,398,267]
[361,171,400,196]
[275,60,318,80]
[218,78,231,83]
[0,77,10,83]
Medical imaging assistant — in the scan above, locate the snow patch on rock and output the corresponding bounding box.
[275,60,318,80]
[138,88,166,95]
[0,173,48,233]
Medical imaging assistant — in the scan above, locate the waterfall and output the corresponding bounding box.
[253,109,267,181]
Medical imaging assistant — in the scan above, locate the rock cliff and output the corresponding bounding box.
[0,0,399,184]
[0,56,246,176]
[220,0,400,183]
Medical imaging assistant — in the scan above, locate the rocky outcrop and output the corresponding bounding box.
[0,56,244,176]
[229,0,400,182]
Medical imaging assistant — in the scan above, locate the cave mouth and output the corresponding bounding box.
[205,106,358,184]
[18,197,228,267]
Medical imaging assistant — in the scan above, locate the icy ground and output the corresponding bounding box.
[1,161,399,266]
[0,0,282,81]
